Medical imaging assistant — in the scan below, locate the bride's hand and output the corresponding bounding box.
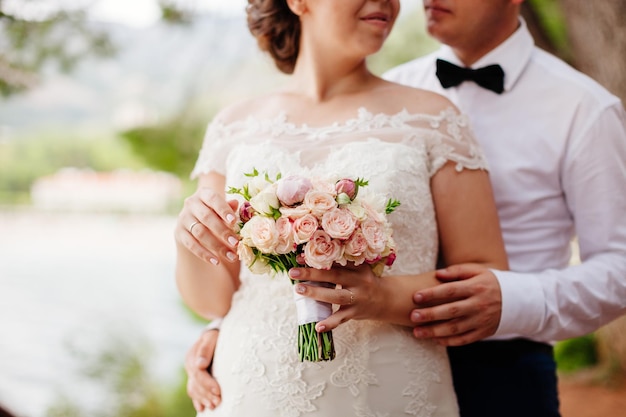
[289,264,388,332]
[185,329,222,411]
[175,186,240,265]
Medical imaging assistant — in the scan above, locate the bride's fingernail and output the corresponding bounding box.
[295,284,306,294]
[317,324,326,332]
[228,236,239,246]
[226,214,236,223]
[290,269,301,278]
[226,252,237,261]
[210,258,219,266]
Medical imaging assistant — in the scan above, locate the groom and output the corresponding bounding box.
[185,0,626,416]
[379,0,626,415]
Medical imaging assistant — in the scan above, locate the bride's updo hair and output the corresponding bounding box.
[247,0,300,74]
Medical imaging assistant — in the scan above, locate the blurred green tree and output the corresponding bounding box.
[46,330,196,417]
[0,1,114,96]
[121,108,211,180]
[0,0,191,96]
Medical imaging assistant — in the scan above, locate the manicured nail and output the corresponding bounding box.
[210,258,219,266]
[411,311,422,322]
[228,236,239,246]
[295,284,306,294]
[290,269,301,278]
[316,324,326,332]
[226,214,236,223]
[226,252,237,261]
[414,293,424,303]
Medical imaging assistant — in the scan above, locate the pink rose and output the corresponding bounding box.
[276,175,313,206]
[361,218,386,255]
[243,216,279,254]
[293,213,319,244]
[311,178,337,196]
[343,229,368,266]
[304,230,343,270]
[303,190,338,219]
[279,204,311,219]
[275,216,295,254]
[335,178,357,200]
[321,207,357,240]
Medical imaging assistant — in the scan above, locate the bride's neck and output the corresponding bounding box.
[287,50,378,103]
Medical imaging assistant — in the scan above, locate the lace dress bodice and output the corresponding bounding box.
[191,107,487,417]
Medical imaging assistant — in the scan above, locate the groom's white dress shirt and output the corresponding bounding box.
[385,20,626,342]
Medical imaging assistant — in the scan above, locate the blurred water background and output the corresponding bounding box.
[0,210,202,416]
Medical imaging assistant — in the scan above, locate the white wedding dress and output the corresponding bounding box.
[191,107,487,417]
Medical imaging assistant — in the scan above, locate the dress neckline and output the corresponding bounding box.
[212,106,462,135]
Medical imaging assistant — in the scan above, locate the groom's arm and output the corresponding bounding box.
[412,101,626,345]
[185,328,222,411]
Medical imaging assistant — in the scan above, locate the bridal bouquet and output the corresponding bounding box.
[228,169,399,362]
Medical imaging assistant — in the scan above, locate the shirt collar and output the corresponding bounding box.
[435,18,535,92]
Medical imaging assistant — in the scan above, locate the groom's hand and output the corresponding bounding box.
[185,329,222,412]
[411,263,502,346]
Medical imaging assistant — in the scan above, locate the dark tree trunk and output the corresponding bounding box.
[559,0,626,373]
[559,0,626,104]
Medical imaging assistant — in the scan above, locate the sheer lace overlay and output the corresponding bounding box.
[194,108,486,417]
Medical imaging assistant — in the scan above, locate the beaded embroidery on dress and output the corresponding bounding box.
[192,108,487,417]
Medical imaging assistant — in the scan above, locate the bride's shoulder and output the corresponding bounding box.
[380,81,461,117]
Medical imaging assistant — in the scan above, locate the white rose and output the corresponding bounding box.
[250,184,279,216]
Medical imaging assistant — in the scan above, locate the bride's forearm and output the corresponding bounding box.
[175,241,239,320]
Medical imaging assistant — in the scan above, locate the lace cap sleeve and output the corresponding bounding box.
[190,120,231,179]
[425,108,489,176]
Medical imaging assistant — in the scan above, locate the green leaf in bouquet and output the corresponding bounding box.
[385,198,401,214]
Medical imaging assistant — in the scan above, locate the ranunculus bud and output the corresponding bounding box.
[276,175,313,206]
[239,201,255,223]
[335,179,357,201]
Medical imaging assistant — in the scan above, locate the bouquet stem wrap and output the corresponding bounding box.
[292,281,336,361]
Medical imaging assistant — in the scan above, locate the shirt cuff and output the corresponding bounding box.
[204,318,223,332]
[492,270,546,338]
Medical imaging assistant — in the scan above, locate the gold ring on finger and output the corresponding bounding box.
[348,290,355,305]
[189,220,200,235]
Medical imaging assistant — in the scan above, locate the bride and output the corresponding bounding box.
[174,0,508,415]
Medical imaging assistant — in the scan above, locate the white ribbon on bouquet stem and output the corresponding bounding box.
[293,281,334,325]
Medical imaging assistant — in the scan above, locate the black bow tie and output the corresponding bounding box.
[436,59,505,94]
